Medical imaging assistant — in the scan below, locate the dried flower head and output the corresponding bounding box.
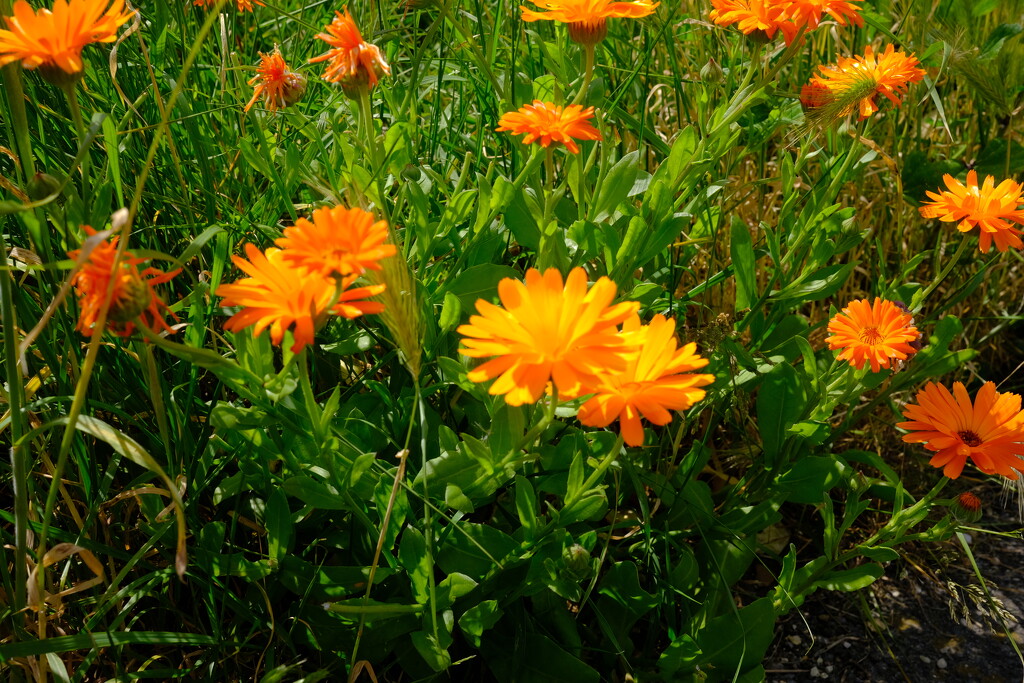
[68,227,180,338]
[898,381,1024,480]
[310,8,391,97]
[496,101,602,154]
[520,0,659,45]
[806,44,926,120]
[826,298,920,373]
[245,47,306,112]
[215,245,385,353]
[919,170,1024,253]
[275,205,397,279]
[0,0,135,83]
[458,268,639,406]
[577,314,714,446]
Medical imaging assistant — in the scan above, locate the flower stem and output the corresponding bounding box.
[916,236,971,308]
[61,81,92,217]
[572,44,596,106]
[357,87,392,224]
[563,432,625,511]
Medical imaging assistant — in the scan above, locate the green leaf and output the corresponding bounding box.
[515,475,538,539]
[444,483,475,513]
[771,262,857,303]
[445,264,521,311]
[411,630,452,672]
[814,563,884,591]
[592,150,639,221]
[438,291,462,334]
[695,597,776,675]
[775,456,848,504]
[756,363,807,468]
[282,476,347,510]
[437,524,518,578]
[265,488,292,565]
[399,527,431,604]
[459,600,503,648]
[730,216,756,310]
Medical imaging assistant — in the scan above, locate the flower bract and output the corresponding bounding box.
[275,205,396,279]
[496,101,602,154]
[826,298,920,373]
[0,0,134,79]
[68,227,180,338]
[458,267,639,406]
[310,8,391,95]
[245,47,306,112]
[919,170,1024,253]
[577,314,714,446]
[898,382,1024,480]
[807,44,926,120]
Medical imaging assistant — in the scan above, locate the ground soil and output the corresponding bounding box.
[764,480,1024,682]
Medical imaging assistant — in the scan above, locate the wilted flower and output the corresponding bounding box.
[919,170,1024,253]
[520,0,659,45]
[898,381,1024,480]
[577,314,714,446]
[310,8,391,97]
[68,227,180,338]
[458,268,638,406]
[496,101,602,154]
[826,298,920,373]
[245,47,306,113]
[0,0,135,83]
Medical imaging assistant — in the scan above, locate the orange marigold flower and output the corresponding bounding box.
[898,381,1024,480]
[778,0,862,29]
[245,47,306,113]
[215,245,385,353]
[458,267,639,406]
[708,0,797,44]
[0,0,134,81]
[919,170,1024,253]
[520,0,659,45]
[808,44,926,120]
[826,298,920,373]
[799,82,833,111]
[275,205,396,278]
[68,227,180,338]
[496,101,602,154]
[310,8,391,95]
[193,0,265,11]
[577,314,714,446]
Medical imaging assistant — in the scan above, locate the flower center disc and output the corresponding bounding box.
[858,326,884,345]
[957,430,983,447]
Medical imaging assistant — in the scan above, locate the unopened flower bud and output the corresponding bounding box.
[27,172,62,203]
[700,58,725,84]
[951,492,983,524]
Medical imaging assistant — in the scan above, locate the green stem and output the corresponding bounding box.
[572,43,596,106]
[62,80,92,217]
[916,237,971,307]
[563,432,625,511]
[866,476,950,547]
[510,388,560,457]
[357,87,392,224]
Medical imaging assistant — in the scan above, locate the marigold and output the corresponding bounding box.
[778,0,862,28]
[919,170,1024,253]
[708,0,797,44]
[898,382,1024,480]
[826,298,920,373]
[193,0,265,11]
[245,47,306,113]
[68,227,180,338]
[520,0,659,45]
[458,267,639,406]
[216,245,385,353]
[0,0,134,80]
[577,314,714,446]
[310,8,391,95]
[275,205,396,279]
[496,101,602,154]
[807,45,926,120]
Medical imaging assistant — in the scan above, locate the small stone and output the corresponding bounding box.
[810,666,821,678]
[787,635,802,646]
[937,658,948,669]
[843,641,852,649]
[826,665,834,673]
[920,656,931,664]
[816,657,823,665]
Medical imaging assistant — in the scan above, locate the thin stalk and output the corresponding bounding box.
[917,237,971,306]
[572,43,596,106]
[357,87,392,224]
[61,81,92,217]
[563,432,625,511]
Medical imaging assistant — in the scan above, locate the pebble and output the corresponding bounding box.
[920,656,931,664]
[810,666,820,678]
[843,641,852,648]
[937,658,948,669]
[787,635,802,646]
[826,665,834,673]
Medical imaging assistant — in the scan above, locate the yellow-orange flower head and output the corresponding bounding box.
[275,205,397,279]
[708,0,796,44]
[194,0,265,11]
[826,298,920,373]
[496,101,602,154]
[807,45,925,120]
[458,267,639,406]
[310,8,391,96]
[0,0,134,81]
[520,0,659,45]
[577,314,714,446]
[919,170,1024,253]
[215,245,385,353]
[898,381,1024,480]
[68,227,180,338]
[778,0,862,28]
[245,47,306,112]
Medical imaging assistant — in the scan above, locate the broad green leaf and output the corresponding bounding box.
[459,600,503,648]
[756,362,806,468]
[399,527,431,604]
[774,456,847,504]
[695,597,776,675]
[814,563,884,591]
[730,216,756,310]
